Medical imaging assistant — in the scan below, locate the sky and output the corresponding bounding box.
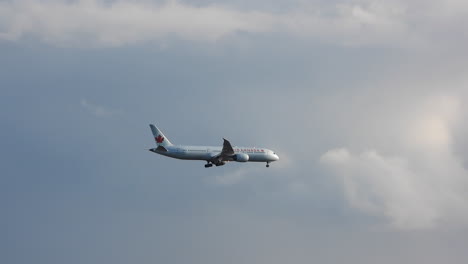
[2,0,468,263]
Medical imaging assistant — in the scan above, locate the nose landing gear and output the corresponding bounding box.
[266,162,270,168]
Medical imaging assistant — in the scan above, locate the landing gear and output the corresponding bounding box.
[266,162,270,168]
[205,162,213,168]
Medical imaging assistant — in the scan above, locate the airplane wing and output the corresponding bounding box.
[210,138,235,163]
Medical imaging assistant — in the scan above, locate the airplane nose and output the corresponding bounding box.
[269,153,279,161]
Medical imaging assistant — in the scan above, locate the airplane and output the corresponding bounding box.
[148,124,279,168]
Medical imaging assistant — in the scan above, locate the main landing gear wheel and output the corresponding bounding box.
[205,163,213,168]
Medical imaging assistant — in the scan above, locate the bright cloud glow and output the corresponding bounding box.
[320,96,468,230]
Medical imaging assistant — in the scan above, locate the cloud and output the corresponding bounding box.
[0,0,442,47]
[3,0,468,48]
[80,98,119,118]
[320,96,468,230]
[0,0,276,46]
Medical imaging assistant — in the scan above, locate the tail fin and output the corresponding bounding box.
[149,124,173,147]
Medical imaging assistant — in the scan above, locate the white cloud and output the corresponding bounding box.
[80,98,119,118]
[320,96,468,230]
[279,1,408,46]
[0,0,277,46]
[2,0,468,48]
[0,0,451,47]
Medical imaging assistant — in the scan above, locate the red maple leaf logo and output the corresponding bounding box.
[155,135,164,143]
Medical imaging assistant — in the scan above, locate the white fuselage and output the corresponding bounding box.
[150,145,279,163]
[148,124,279,167]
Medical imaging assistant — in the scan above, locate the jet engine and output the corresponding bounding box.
[233,153,249,162]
